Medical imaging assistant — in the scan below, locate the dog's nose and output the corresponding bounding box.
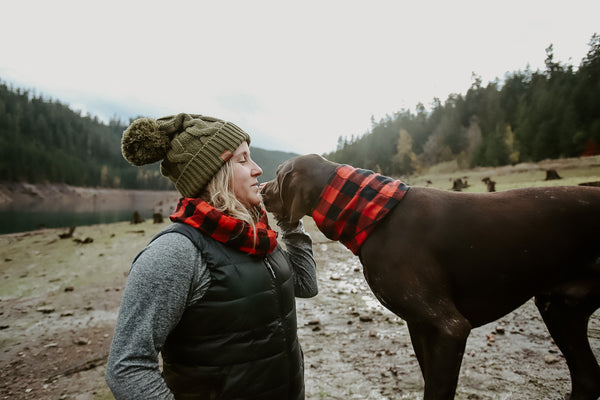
[260,181,273,195]
[260,181,278,212]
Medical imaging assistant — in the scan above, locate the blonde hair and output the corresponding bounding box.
[201,160,262,226]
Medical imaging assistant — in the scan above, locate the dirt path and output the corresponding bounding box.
[0,219,598,400]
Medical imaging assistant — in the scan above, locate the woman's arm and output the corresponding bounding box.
[105,233,209,399]
[278,219,318,298]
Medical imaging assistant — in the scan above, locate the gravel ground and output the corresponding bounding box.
[0,218,598,400]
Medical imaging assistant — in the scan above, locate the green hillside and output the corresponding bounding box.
[0,82,297,189]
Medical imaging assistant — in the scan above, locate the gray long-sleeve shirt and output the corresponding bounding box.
[105,221,317,400]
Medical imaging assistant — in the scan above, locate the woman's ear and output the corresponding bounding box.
[220,150,233,161]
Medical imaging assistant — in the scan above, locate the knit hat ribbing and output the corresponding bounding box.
[121,113,251,198]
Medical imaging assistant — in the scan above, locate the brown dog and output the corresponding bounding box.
[261,154,600,400]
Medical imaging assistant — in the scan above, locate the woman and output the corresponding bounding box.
[106,113,318,399]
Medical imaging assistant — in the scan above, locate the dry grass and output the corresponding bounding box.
[404,155,600,192]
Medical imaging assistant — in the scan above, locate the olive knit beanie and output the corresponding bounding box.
[121,113,251,198]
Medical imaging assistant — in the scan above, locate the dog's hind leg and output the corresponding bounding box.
[535,279,600,400]
[407,312,472,400]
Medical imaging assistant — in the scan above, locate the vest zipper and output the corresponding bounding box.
[264,258,276,279]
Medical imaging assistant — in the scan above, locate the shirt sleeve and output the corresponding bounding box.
[105,232,210,400]
[278,219,318,298]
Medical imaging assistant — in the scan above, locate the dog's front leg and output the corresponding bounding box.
[407,314,471,400]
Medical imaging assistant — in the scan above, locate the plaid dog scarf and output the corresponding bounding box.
[312,165,410,255]
[170,198,278,258]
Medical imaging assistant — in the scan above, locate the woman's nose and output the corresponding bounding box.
[252,160,263,176]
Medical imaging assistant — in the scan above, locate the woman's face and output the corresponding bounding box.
[231,141,263,208]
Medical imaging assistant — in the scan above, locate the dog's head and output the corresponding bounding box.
[261,154,336,224]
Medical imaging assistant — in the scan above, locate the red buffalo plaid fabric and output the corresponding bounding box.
[170,198,278,258]
[312,165,409,254]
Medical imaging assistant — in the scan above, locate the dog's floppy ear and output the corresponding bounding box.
[279,166,309,224]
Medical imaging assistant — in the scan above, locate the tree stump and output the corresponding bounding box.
[451,178,469,191]
[482,177,496,192]
[545,169,562,180]
[59,226,76,239]
[130,211,144,224]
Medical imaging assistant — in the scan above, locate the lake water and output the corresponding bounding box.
[0,188,179,235]
[0,208,157,235]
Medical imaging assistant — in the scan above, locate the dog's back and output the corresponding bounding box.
[361,185,600,326]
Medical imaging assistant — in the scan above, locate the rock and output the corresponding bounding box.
[544,355,560,364]
[36,306,55,314]
[495,325,505,334]
[579,181,600,187]
[74,338,90,346]
[359,315,373,322]
[64,286,74,292]
[73,237,93,244]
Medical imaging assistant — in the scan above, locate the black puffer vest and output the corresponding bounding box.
[153,223,304,400]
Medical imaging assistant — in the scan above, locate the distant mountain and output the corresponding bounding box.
[250,147,299,183]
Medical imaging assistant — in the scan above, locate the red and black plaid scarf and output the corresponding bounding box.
[170,198,278,258]
[312,165,409,255]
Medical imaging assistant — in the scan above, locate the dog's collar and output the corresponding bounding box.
[312,165,409,254]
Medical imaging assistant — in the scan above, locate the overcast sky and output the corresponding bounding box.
[2,0,598,155]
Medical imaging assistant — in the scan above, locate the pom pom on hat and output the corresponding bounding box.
[122,117,172,166]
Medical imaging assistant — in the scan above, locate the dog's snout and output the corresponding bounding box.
[260,180,274,197]
[260,181,276,205]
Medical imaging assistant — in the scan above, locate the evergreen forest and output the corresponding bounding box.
[1,35,599,189]
[325,34,600,176]
[0,85,297,189]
